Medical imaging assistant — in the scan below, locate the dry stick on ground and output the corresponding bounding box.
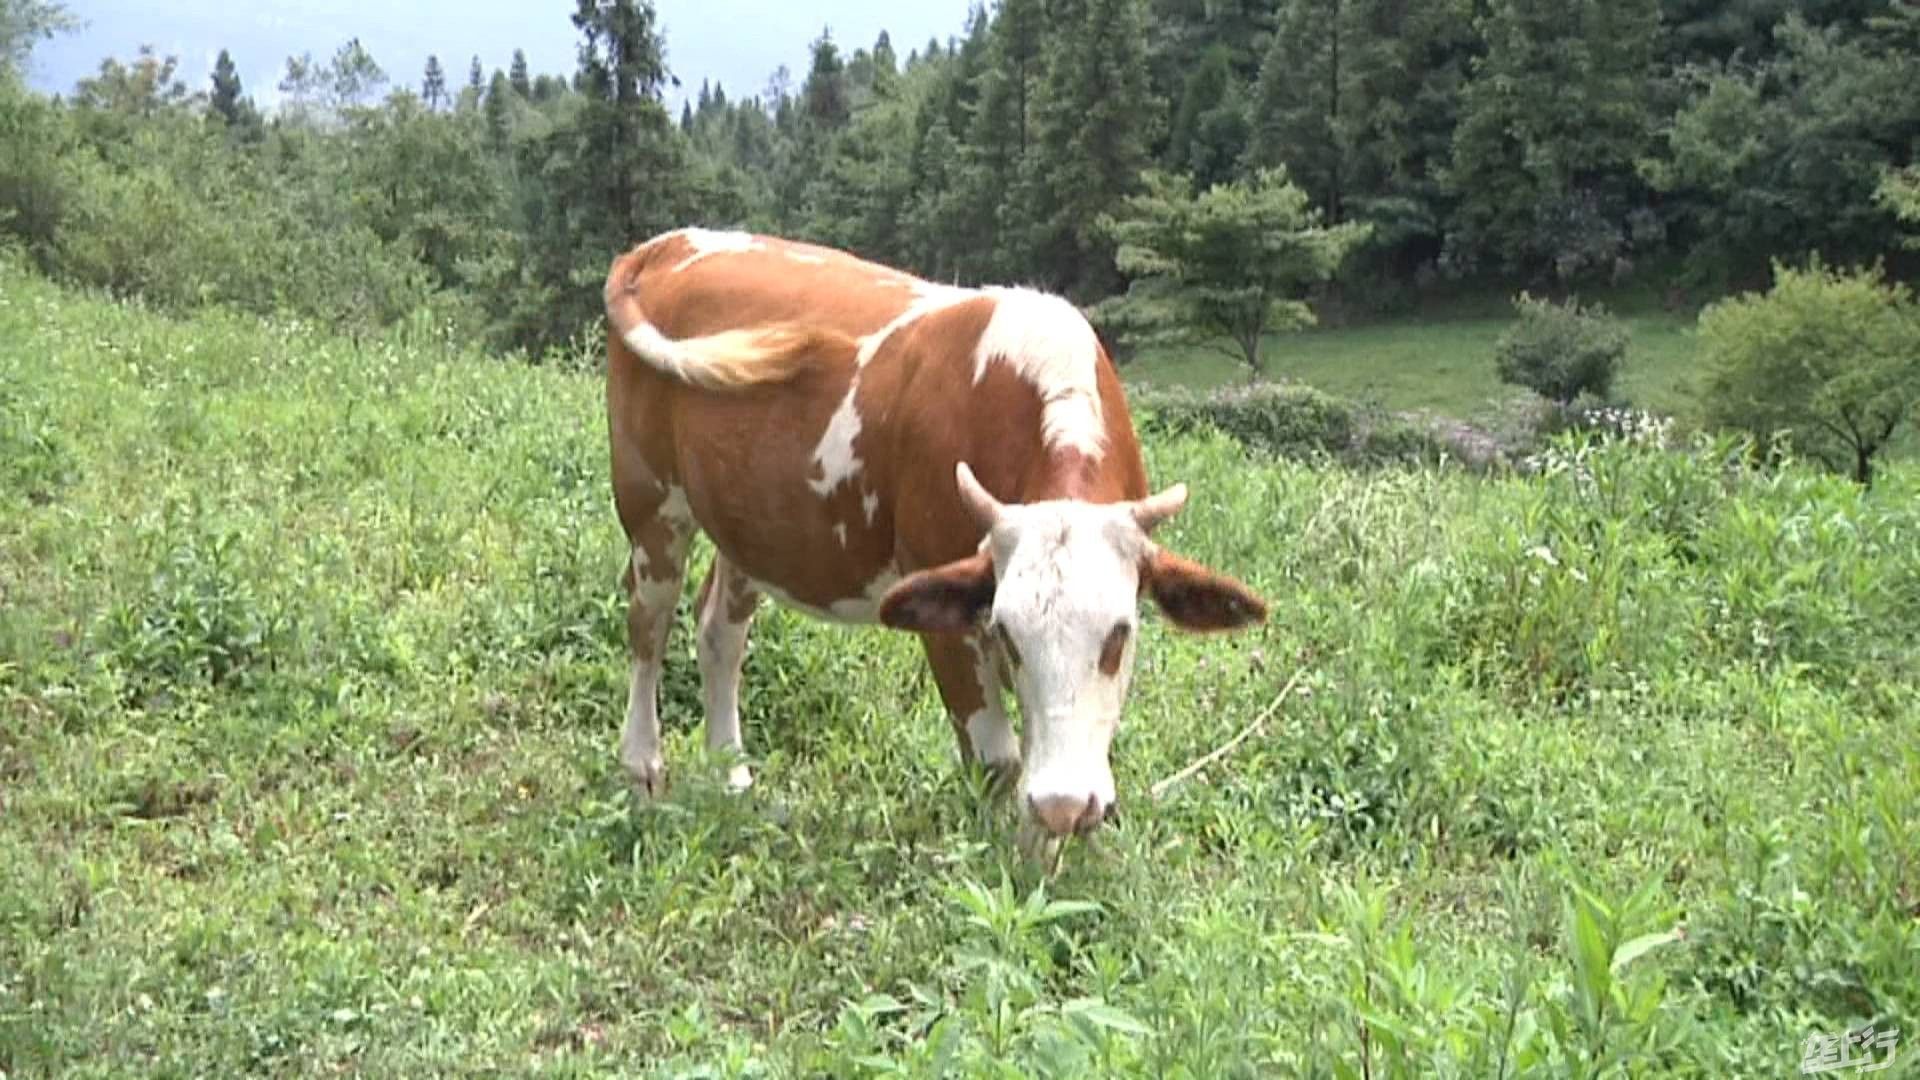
[1149,668,1308,801]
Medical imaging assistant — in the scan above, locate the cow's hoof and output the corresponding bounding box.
[725,763,754,792]
[623,757,668,800]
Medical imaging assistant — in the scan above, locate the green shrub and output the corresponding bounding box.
[1133,381,1452,468]
[1351,409,1452,467]
[1696,257,1920,487]
[1493,292,1629,405]
[1135,381,1355,461]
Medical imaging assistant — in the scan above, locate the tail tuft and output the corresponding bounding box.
[604,247,844,390]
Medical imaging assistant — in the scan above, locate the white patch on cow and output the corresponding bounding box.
[671,228,764,272]
[965,636,1020,770]
[658,484,692,525]
[809,392,867,497]
[862,492,879,525]
[621,556,687,797]
[695,559,757,792]
[975,286,1113,457]
[628,571,682,617]
[833,522,848,547]
[620,656,665,792]
[829,565,901,623]
[809,282,975,497]
[966,708,1020,769]
[785,251,828,265]
[981,500,1148,834]
[974,288,1108,460]
[746,565,899,626]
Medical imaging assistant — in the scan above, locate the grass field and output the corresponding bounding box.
[4,263,1918,1077]
[1122,309,1700,421]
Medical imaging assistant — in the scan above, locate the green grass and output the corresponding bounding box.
[1123,309,1700,421]
[3,262,1918,1077]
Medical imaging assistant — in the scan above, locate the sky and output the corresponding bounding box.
[24,0,974,111]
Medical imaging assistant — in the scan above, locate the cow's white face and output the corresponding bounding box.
[982,498,1147,836]
[880,463,1268,847]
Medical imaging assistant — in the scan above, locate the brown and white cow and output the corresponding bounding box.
[601,227,1267,851]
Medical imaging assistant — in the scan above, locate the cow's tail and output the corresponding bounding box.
[603,246,844,391]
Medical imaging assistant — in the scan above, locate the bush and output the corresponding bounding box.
[1696,257,1920,487]
[1133,382,1355,461]
[1131,381,1451,468]
[1492,292,1629,405]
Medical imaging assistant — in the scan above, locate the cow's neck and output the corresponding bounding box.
[1016,448,1122,507]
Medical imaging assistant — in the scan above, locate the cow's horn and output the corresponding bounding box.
[954,462,1005,530]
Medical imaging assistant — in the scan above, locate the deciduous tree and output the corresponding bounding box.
[1697,258,1920,487]
[1094,168,1368,378]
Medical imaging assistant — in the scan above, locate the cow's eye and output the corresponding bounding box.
[1098,622,1131,676]
[995,623,1023,669]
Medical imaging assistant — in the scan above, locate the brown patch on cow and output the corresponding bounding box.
[1098,622,1129,676]
[724,567,759,623]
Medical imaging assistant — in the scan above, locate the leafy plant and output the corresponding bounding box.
[1696,256,1920,487]
[1094,168,1369,380]
[1493,292,1630,406]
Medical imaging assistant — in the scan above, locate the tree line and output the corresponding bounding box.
[2,0,1917,361]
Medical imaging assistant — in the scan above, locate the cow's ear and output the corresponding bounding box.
[1142,548,1267,632]
[879,551,997,634]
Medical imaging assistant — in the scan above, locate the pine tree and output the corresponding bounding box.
[459,54,484,111]
[567,0,684,245]
[1444,0,1660,281]
[210,48,245,124]
[955,0,1044,281]
[868,29,898,99]
[944,3,991,137]
[802,29,849,130]
[509,48,531,97]
[904,106,965,277]
[1248,0,1349,221]
[1338,0,1474,272]
[485,69,512,149]
[1029,0,1154,297]
[1166,45,1246,190]
[421,53,448,111]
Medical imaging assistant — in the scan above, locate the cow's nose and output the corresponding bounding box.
[1030,792,1103,837]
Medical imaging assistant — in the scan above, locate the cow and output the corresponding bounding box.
[601,227,1268,855]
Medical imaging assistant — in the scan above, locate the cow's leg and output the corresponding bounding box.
[922,631,1020,790]
[617,495,692,798]
[693,554,761,791]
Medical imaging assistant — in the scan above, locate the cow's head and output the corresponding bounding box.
[880,462,1267,846]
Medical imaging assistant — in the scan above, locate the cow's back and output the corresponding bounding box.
[632,228,932,343]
